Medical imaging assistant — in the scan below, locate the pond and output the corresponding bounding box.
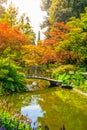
[0,87,87,130]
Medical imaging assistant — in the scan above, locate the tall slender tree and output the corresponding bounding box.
[19,13,35,43]
[0,2,18,27]
[0,0,7,18]
[41,0,87,26]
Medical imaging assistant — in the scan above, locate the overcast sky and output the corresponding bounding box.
[6,0,46,40]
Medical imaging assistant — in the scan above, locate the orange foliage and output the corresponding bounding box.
[56,51,82,64]
[43,22,71,51]
[21,44,43,65]
[0,22,30,52]
[45,22,70,41]
[43,38,57,48]
[21,44,57,65]
[40,45,57,64]
[21,22,75,66]
[42,22,76,64]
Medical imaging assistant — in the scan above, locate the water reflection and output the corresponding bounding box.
[0,88,87,130]
[21,95,45,128]
[21,105,43,127]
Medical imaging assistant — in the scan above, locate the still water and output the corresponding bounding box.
[0,88,87,130]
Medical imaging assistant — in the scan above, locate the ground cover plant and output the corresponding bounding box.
[0,109,31,130]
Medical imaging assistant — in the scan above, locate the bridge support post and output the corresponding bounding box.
[49,80,62,87]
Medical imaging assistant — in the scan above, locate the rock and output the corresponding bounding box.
[32,81,37,86]
[61,84,72,89]
[26,84,33,91]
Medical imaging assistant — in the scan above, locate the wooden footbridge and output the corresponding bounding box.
[26,75,63,86]
[24,66,63,87]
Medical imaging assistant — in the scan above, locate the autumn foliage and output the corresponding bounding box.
[42,21,85,65]
[21,21,84,66]
[0,17,87,67]
[0,22,30,52]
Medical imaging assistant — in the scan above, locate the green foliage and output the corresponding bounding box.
[0,47,17,61]
[41,0,52,11]
[41,0,87,30]
[0,5,5,18]
[55,8,87,66]
[0,0,6,18]
[0,58,25,93]
[52,65,86,86]
[66,8,87,65]
[72,0,87,17]
[52,72,71,85]
[0,2,35,42]
[52,64,75,74]
[67,7,87,30]
[76,81,87,93]
[19,13,35,42]
[71,70,86,86]
[49,0,73,23]
[51,65,75,85]
[0,2,18,27]
[0,110,31,130]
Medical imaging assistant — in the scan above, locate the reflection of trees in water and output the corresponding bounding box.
[38,90,87,130]
[0,93,32,112]
[38,94,66,130]
[1,89,87,130]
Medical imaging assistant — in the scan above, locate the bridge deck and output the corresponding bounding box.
[25,75,62,83]
[25,66,62,86]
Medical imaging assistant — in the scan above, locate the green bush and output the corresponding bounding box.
[0,110,31,130]
[52,72,71,85]
[52,65,86,86]
[0,58,25,93]
[52,64,75,74]
[71,70,86,86]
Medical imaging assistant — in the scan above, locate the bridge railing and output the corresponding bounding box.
[23,66,52,78]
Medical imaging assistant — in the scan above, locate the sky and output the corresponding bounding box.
[6,0,47,40]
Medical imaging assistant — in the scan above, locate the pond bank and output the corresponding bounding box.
[73,88,87,96]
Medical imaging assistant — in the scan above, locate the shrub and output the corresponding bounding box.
[0,110,31,130]
[52,64,75,74]
[52,65,86,86]
[0,58,25,93]
[71,70,86,86]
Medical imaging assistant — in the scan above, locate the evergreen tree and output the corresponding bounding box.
[0,0,6,18]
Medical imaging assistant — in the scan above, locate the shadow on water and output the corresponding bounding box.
[59,124,66,130]
[32,123,66,130]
